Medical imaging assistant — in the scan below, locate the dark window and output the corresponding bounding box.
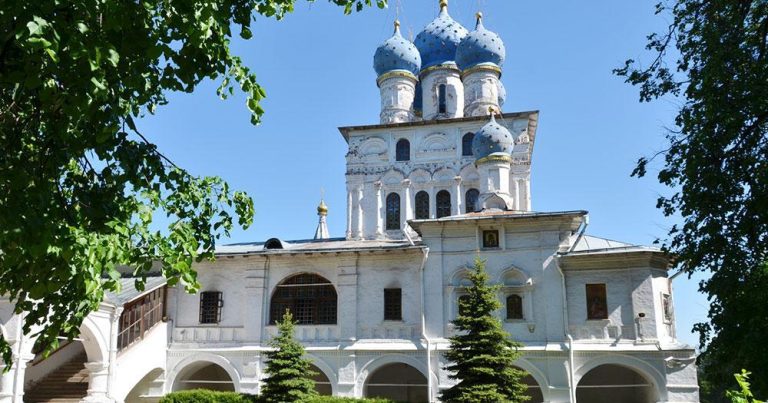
[436,190,451,218]
[117,286,167,351]
[662,293,673,323]
[199,291,222,324]
[384,288,402,320]
[465,188,479,213]
[396,139,410,161]
[462,132,474,156]
[458,295,471,317]
[386,192,401,230]
[482,230,499,248]
[415,191,430,219]
[586,284,608,320]
[506,295,523,320]
[270,274,337,325]
[438,84,447,114]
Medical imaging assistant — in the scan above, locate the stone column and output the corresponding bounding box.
[523,179,531,211]
[428,186,436,219]
[401,179,412,222]
[83,361,112,402]
[354,185,364,239]
[453,176,462,215]
[107,306,123,399]
[0,362,14,402]
[346,188,353,239]
[374,181,383,236]
[511,176,520,211]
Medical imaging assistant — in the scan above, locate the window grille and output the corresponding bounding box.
[465,188,479,213]
[506,294,523,320]
[438,84,447,114]
[462,132,474,156]
[386,192,401,230]
[436,190,451,218]
[415,191,430,219]
[117,286,166,351]
[384,288,402,320]
[199,291,223,324]
[270,274,337,325]
[396,139,410,161]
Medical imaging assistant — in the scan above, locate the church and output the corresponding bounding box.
[0,1,700,402]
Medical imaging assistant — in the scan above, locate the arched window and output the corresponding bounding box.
[270,274,337,325]
[465,188,479,213]
[386,192,401,230]
[438,84,447,114]
[415,191,429,219]
[462,132,474,156]
[507,295,523,320]
[395,139,410,161]
[436,190,451,218]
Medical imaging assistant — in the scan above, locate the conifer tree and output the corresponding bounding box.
[261,311,318,403]
[440,257,530,403]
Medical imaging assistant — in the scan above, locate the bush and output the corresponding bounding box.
[306,397,393,403]
[159,389,258,403]
[159,390,393,403]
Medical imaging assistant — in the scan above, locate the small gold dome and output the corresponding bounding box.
[317,199,328,215]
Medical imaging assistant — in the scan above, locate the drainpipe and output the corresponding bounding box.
[561,214,588,402]
[418,246,431,402]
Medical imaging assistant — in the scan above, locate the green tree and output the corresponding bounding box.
[615,1,768,395]
[726,370,764,403]
[0,0,384,365]
[261,311,318,403]
[440,257,529,403]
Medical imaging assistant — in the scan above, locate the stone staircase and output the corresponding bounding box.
[24,352,89,402]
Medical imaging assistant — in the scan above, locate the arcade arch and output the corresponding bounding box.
[576,363,659,403]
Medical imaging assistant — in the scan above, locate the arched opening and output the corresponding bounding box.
[462,132,474,156]
[308,364,332,396]
[576,364,658,403]
[24,340,89,401]
[438,84,447,114]
[415,191,429,219]
[513,366,544,402]
[173,362,235,392]
[23,318,108,402]
[270,273,337,325]
[125,368,164,402]
[364,362,428,403]
[396,139,410,161]
[465,188,479,213]
[436,190,451,218]
[386,192,401,230]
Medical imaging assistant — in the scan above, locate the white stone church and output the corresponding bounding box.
[0,2,699,402]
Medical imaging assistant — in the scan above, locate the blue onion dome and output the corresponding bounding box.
[374,21,421,77]
[472,113,514,159]
[456,13,506,71]
[414,1,468,70]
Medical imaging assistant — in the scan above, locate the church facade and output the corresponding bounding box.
[0,2,699,402]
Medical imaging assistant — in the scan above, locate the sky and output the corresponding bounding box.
[137,0,709,348]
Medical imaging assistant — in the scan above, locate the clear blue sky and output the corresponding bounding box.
[137,0,708,348]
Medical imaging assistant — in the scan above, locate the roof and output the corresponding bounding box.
[568,235,660,255]
[105,276,167,306]
[408,210,587,233]
[338,111,538,141]
[216,237,421,256]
